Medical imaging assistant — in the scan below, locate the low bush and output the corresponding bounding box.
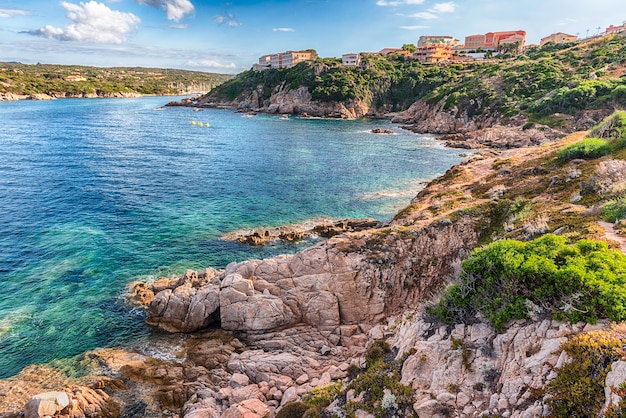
[557,137,611,161]
[602,197,626,223]
[546,331,626,417]
[427,234,626,330]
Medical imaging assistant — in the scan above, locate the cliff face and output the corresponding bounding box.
[195,84,375,119]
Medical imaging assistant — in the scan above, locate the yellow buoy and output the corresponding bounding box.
[198,122,203,127]
[205,123,210,127]
[190,120,196,125]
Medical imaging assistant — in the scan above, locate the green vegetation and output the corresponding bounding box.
[345,340,414,417]
[557,138,612,161]
[602,197,626,223]
[0,62,232,97]
[428,234,626,330]
[207,34,626,124]
[546,331,626,417]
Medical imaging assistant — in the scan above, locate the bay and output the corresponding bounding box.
[0,96,466,378]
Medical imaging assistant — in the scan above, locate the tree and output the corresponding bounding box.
[402,43,416,53]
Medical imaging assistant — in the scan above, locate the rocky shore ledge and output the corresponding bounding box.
[2,131,626,418]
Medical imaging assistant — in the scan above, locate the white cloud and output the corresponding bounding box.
[185,59,238,70]
[377,0,425,6]
[400,25,429,30]
[429,2,456,13]
[215,13,241,27]
[0,8,30,18]
[25,1,139,44]
[170,23,188,29]
[407,12,437,19]
[134,0,194,22]
[273,27,295,32]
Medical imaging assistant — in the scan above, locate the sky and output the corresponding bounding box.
[0,0,624,74]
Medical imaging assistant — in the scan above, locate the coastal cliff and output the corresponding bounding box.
[177,36,625,134]
[3,110,626,417]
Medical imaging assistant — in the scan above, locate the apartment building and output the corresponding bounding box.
[539,32,577,46]
[253,50,316,71]
[463,30,526,51]
[606,24,626,35]
[413,45,453,63]
[463,34,486,50]
[342,53,361,66]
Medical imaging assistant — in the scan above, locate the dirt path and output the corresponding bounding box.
[598,220,626,253]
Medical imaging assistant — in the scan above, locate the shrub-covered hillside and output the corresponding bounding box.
[0,63,232,97]
[205,34,626,120]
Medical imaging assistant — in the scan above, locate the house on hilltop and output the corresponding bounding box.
[606,24,626,35]
[413,45,453,63]
[539,32,577,46]
[252,50,317,71]
[462,30,526,51]
[341,53,361,67]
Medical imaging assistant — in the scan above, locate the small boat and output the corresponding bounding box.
[281,114,289,120]
[154,107,166,111]
[193,108,202,112]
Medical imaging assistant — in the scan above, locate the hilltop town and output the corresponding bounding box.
[252,22,626,69]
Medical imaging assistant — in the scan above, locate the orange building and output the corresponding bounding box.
[413,45,453,63]
[539,32,577,46]
[606,24,626,35]
[464,30,526,51]
[485,30,526,50]
[464,34,485,50]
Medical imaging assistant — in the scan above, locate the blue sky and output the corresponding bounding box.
[0,0,624,73]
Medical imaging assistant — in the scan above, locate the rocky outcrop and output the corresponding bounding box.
[392,98,500,134]
[22,386,119,418]
[140,215,480,335]
[179,85,377,119]
[223,218,380,246]
[434,124,566,149]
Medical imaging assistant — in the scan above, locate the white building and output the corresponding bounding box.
[342,53,361,66]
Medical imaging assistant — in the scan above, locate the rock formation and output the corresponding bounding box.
[4,132,626,418]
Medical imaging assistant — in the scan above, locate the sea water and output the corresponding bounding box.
[0,96,466,378]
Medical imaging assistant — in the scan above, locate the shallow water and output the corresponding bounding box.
[0,97,466,377]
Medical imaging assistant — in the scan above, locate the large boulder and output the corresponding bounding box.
[24,392,70,418]
[146,283,220,332]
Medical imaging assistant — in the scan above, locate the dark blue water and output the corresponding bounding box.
[0,97,466,378]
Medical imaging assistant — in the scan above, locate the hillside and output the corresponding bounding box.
[190,34,626,129]
[0,63,232,100]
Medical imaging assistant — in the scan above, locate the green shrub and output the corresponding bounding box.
[547,331,626,417]
[276,402,309,418]
[428,234,626,330]
[557,138,611,161]
[365,339,391,367]
[602,196,626,223]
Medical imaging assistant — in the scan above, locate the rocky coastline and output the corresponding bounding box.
[3,124,626,418]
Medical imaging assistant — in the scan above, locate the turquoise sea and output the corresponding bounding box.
[0,96,466,378]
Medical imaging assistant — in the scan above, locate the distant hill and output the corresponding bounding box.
[0,63,233,99]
